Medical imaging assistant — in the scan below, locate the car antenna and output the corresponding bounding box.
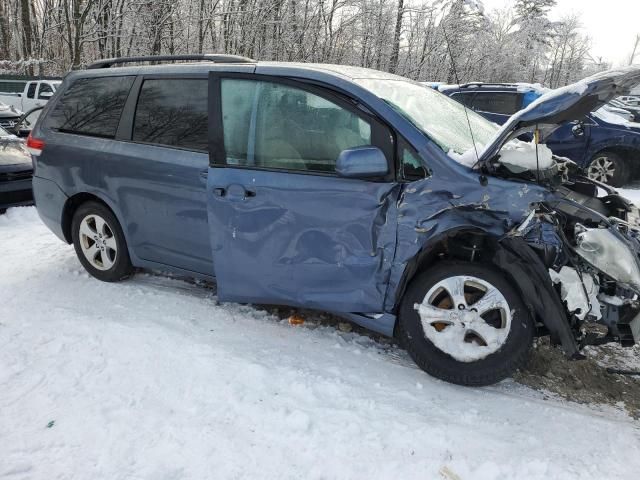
[441,24,482,173]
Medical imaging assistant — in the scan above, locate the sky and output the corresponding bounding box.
[481,0,640,66]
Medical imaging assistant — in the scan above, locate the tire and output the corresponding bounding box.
[397,261,533,386]
[586,151,629,187]
[71,201,134,282]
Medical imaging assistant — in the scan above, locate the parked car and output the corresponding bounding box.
[437,82,544,125]
[609,98,640,122]
[0,101,35,137]
[30,55,640,385]
[441,82,640,186]
[0,102,23,131]
[0,78,61,122]
[618,95,640,106]
[599,102,634,122]
[0,125,33,213]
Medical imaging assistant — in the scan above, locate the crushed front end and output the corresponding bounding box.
[513,174,640,350]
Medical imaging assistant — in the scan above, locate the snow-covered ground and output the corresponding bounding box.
[2,207,640,480]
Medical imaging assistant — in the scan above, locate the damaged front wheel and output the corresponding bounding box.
[398,261,533,386]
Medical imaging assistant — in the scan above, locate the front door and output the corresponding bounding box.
[207,75,399,312]
[545,118,592,164]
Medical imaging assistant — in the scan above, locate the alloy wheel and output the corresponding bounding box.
[414,275,513,362]
[587,156,616,183]
[78,214,118,271]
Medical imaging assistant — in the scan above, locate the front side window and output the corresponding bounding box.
[133,79,208,151]
[45,76,134,138]
[221,79,371,172]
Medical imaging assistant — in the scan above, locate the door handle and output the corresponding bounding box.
[218,184,256,200]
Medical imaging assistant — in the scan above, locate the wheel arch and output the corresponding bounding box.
[587,143,640,172]
[392,228,580,357]
[61,192,126,245]
[391,227,499,318]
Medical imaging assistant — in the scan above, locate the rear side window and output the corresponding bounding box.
[133,79,208,151]
[471,92,522,115]
[45,76,134,138]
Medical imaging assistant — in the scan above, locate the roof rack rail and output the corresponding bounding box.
[458,82,521,88]
[87,54,255,69]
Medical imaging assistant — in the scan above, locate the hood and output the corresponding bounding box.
[478,67,640,166]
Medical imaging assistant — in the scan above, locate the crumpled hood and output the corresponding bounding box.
[478,67,640,166]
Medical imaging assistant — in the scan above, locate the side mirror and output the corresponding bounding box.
[572,122,585,137]
[336,146,388,178]
[39,91,54,100]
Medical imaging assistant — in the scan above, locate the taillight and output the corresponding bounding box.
[26,133,45,156]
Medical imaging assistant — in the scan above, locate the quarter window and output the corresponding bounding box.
[133,79,208,151]
[45,76,134,138]
[221,79,372,172]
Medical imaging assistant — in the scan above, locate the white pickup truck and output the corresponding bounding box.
[0,79,61,120]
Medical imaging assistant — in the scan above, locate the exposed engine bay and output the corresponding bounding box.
[507,157,640,350]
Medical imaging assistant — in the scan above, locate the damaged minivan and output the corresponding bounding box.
[30,56,640,385]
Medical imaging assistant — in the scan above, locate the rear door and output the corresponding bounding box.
[112,75,213,274]
[206,74,399,312]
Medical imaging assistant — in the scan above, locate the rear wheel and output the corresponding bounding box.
[586,152,629,187]
[71,201,134,282]
[397,261,533,386]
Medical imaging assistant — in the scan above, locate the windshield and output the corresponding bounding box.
[355,78,499,156]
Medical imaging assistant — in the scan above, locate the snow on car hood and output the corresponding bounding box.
[477,66,640,167]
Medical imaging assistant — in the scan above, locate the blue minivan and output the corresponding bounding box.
[30,56,640,385]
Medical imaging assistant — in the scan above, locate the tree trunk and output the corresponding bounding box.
[389,0,404,74]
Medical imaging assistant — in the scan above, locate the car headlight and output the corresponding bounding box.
[575,224,640,291]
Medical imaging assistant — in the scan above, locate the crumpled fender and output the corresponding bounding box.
[494,236,579,357]
[384,176,578,356]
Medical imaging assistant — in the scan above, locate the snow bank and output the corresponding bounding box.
[2,207,640,479]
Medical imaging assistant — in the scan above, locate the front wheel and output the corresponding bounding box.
[397,261,533,386]
[586,152,629,187]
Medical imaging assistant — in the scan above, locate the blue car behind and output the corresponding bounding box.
[439,82,640,186]
[28,57,640,385]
